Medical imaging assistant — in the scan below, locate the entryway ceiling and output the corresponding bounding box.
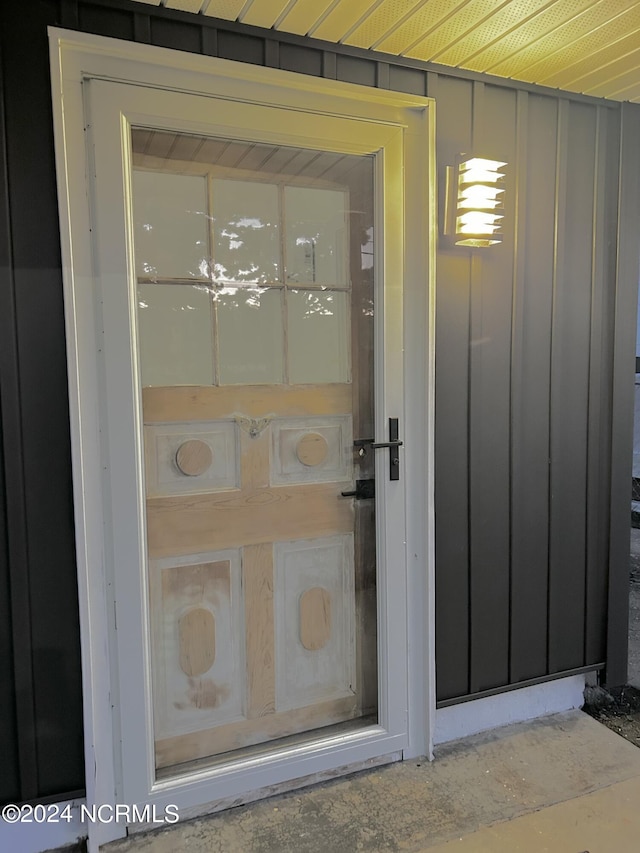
[132,0,640,102]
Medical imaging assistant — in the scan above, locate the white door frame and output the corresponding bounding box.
[49,28,436,851]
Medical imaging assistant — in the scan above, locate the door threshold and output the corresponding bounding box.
[134,748,401,832]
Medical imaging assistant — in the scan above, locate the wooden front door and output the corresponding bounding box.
[130,130,378,772]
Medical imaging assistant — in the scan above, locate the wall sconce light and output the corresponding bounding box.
[444,156,506,247]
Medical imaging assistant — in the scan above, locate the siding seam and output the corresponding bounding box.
[509,89,528,683]
[468,80,484,695]
[585,106,605,667]
[548,99,569,674]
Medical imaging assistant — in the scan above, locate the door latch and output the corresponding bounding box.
[340,479,375,500]
[353,418,402,481]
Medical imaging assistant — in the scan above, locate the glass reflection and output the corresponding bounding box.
[131,132,374,389]
[212,180,280,285]
[285,187,347,286]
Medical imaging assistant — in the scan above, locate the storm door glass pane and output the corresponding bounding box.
[130,129,376,781]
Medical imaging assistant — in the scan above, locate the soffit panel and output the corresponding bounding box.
[311,1,394,42]
[540,28,640,88]
[403,0,531,61]
[201,0,248,19]
[276,0,336,35]
[128,0,640,102]
[374,0,479,55]
[432,0,599,70]
[164,0,204,12]
[486,1,640,78]
[586,62,640,97]
[344,0,430,50]
[239,0,291,28]
[561,44,640,93]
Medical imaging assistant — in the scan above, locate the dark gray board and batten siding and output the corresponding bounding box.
[433,76,626,701]
[0,0,638,801]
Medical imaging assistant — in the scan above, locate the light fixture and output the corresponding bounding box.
[444,156,506,247]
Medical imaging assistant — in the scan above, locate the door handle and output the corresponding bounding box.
[341,479,375,500]
[353,418,402,481]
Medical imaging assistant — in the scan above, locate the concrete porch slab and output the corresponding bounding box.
[103,710,640,852]
[425,776,640,851]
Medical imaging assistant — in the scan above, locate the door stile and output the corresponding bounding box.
[373,135,410,736]
[87,90,158,799]
[49,51,125,852]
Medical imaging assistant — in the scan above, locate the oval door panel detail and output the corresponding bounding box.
[176,439,213,476]
[179,607,216,677]
[295,433,329,467]
[299,587,332,651]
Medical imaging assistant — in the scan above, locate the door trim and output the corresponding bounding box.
[49,28,436,851]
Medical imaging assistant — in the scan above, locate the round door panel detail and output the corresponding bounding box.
[176,439,213,476]
[178,607,216,677]
[295,433,329,467]
[299,587,332,651]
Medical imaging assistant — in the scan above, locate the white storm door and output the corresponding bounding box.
[85,75,411,815]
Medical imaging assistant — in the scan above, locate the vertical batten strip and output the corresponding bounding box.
[510,94,556,682]
[322,51,337,79]
[549,101,595,672]
[425,71,438,99]
[548,99,569,674]
[585,106,607,666]
[508,89,527,683]
[60,0,80,28]
[265,39,279,67]
[468,83,516,693]
[433,74,472,701]
[134,13,152,44]
[376,62,390,89]
[468,243,480,695]
[201,26,218,56]
[470,81,484,154]
[607,103,640,685]
[468,80,483,694]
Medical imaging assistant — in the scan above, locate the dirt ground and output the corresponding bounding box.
[582,535,640,747]
[583,685,640,748]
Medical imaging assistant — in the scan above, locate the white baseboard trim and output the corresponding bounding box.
[0,798,86,853]
[433,675,586,746]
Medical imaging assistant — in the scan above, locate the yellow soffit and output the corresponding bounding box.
[132,0,640,102]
